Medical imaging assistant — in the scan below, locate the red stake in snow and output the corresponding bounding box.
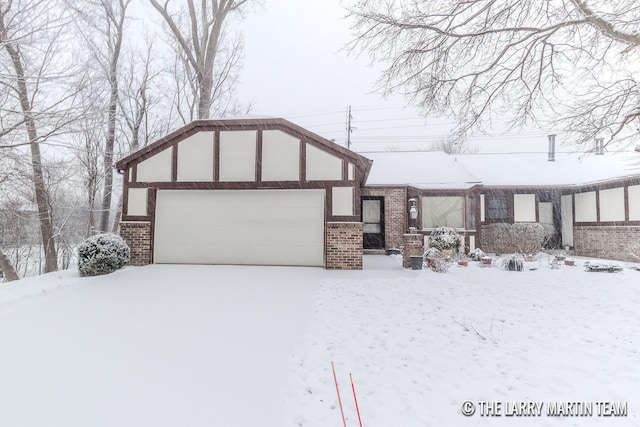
[331,361,347,427]
[350,373,363,427]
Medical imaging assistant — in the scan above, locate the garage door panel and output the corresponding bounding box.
[156,224,323,247]
[162,242,322,265]
[154,189,325,266]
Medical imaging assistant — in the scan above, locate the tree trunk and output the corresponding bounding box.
[2,41,58,272]
[0,247,20,282]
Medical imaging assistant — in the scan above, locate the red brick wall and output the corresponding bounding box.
[574,226,640,262]
[119,221,152,266]
[326,222,363,270]
[402,233,424,268]
[361,187,407,249]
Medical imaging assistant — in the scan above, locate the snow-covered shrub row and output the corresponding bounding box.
[77,234,130,277]
[428,227,462,252]
[483,223,553,255]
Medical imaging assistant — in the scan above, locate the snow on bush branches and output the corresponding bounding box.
[77,233,130,277]
[428,227,462,252]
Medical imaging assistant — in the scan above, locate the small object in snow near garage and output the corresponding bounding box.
[458,260,468,267]
[410,255,424,270]
[481,257,493,267]
[564,259,575,266]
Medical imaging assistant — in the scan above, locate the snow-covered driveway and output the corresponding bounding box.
[0,265,326,427]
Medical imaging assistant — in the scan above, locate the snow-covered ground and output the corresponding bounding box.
[1,255,639,426]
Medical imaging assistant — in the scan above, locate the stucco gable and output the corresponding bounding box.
[114,118,372,179]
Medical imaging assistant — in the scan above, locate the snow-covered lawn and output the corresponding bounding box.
[1,255,638,426]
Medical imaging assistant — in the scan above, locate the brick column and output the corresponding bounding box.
[402,233,424,269]
[326,222,363,270]
[119,221,152,266]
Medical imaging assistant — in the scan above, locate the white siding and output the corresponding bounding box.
[480,194,485,222]
[599,187,625,221]
[332,187,354,216]
[306,144,342,180]
[348,163,355,180]
[575,191,597,222]
[514,194,536,222]
[629,185,640,220]
[127,188,148,216]
[177,131,214,182]
[219,131,257,182]
[137,148,172,182]
[561,195,574,246]
[261,130,300,181]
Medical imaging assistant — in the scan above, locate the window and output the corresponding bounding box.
[422,196,464,228]
[486,196,509,222]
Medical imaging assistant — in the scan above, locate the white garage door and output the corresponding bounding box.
[154,189,325,266]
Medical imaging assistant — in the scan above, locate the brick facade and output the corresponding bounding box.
[119,221,152,266]
[402,233,424,268]
[574,226,640,262]
[325,222,363,270]
[361,187,407,249]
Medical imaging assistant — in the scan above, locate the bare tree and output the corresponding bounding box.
[111,42,169,232]
[149,0,251,120]
[0,247,20,282]
[348,0,640,149]
[0,0,75,272]
[72,0,131,233]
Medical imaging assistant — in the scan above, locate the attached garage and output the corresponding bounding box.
[115,118,371,269]
[153,189,325,266]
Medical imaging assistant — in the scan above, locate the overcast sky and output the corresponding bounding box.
[236,0,552,154]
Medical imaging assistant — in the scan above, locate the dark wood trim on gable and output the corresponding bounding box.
[625,186,630,222]
[256,130,263,184]
[300,140,307,182]
[171,145,178,182]
[214,130,220,182]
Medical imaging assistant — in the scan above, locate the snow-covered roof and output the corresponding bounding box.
[363,151,482,189]
[455,152,640,187]
[363,150,640,189]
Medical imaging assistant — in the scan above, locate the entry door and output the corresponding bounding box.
[362,197,385,249]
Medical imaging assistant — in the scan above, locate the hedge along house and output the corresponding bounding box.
[114,118,372,269]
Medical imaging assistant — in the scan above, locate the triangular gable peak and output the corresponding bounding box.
[115,118,372,183]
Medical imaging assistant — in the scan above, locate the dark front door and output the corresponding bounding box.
[362,197,385,249]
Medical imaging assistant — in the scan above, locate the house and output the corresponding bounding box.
[114,118,371,269]
[116,118,640,269]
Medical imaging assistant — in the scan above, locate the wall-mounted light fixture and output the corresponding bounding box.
[408,198,418,220]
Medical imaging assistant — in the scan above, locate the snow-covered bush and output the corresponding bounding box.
[428,227,462,252]
[626,241,640,262]
[77,233,130,277]
[497,254,525,271]
[468,248,485,261]
[483,223,553,255]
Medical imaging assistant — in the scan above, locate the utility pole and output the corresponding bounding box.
[345,105,354,149]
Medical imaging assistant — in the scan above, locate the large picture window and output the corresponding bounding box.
[422,196,464,228]
[486,196,509,222]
